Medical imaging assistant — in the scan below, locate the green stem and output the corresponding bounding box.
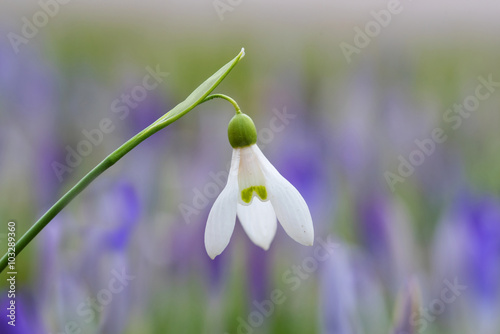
[1,119,169,273]
[203,94,242,114]
[0,93,245,273]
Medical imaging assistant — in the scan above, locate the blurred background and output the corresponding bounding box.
[1,0,500,333]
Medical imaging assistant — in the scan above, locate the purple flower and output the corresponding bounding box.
[0,293,43,334]
[432,192,500,330]
[319,246,358,334]
[246,243,272,303]
[390,277,421,334]
[356,190,417,287]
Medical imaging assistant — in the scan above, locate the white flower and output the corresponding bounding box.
[204,139,314,259]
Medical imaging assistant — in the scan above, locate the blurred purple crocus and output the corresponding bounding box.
[356,190,418,288]
[246,242,272,303]
[390,277,421,334]
[320,244,389,334]
[0,293,43,334]
[72,181,141,333]
[433,192,500,332]
[319,245,358,334]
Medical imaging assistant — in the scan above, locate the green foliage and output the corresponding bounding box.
[152,48,245,128]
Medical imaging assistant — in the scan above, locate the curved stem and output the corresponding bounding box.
[203,94,242,114]
[0,94,244,274]
[0,123,162,273]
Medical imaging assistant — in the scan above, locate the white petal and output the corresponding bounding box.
[204,149,240,259]
[251,145,314,246]
[237,199,277,250]
[237,146,268,205]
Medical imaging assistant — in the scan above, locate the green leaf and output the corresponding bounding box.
[154,48,245,127]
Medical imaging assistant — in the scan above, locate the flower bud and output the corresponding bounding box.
[227,113,257,148]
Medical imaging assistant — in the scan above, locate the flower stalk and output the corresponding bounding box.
[202,93,242,114]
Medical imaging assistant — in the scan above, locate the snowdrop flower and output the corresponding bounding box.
[205,112,314,259]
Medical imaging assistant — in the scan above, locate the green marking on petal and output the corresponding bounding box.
[241,186,268,203]
[255,186,267,201]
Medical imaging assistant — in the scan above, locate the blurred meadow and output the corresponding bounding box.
[1,1,500,333]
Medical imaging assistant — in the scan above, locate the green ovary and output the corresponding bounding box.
[241,186,268,203]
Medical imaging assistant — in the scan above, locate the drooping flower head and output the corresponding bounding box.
[204,111,314,259]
